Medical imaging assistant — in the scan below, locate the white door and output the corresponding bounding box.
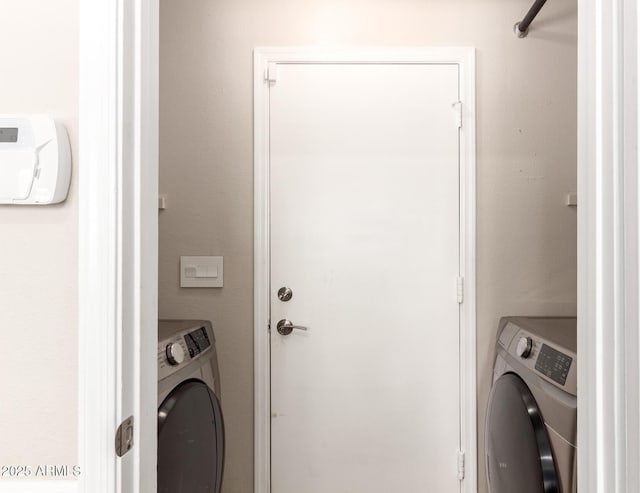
[269,62,462,492]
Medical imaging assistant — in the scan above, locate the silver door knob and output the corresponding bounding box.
[277,319,308,336]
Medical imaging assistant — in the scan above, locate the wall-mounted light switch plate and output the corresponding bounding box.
[180,256,223,288]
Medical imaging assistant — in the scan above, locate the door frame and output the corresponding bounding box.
[577,0,640,490]
[253,47,477,493]
[73,1,640,491]
[77,0,158,491]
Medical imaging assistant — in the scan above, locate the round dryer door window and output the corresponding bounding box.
[485,373,559,493]
[158,379,224,493]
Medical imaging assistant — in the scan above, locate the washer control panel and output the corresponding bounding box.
[535,343,573,386]
[158,325,212,380]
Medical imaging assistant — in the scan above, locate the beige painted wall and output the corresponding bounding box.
[0,0,78,474]
[159,1,577,492]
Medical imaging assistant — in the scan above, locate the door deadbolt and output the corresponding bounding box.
[278,287,293,302]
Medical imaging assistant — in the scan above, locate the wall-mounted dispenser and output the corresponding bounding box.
[0,115,71,204]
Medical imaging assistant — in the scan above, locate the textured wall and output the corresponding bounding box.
[0,0,78,476]
[159,1,577,491]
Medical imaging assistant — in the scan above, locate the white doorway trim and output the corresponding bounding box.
[253,47,477,493]
[69,0,640,488]
[78,0,158,492]
[577,0,640,491]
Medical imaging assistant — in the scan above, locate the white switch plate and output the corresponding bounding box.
[180,256,223,288]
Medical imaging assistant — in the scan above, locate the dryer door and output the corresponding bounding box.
[485,373,559,493]
[158,379,225,493]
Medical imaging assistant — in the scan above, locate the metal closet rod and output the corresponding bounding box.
[514,0,548,38]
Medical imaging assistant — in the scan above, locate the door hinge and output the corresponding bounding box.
[115,416,134,458]
[452,101,462,128]
[265,63,278,83]
[457,450,465,480]
[456,276,464,304]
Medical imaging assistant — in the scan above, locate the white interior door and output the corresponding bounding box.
[269,62,462,492]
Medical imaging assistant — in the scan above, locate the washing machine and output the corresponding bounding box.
[485,316,577,493]
[157,319,225,493]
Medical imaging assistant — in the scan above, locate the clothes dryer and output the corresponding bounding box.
[157,320,224,493]
[486,317,577,493]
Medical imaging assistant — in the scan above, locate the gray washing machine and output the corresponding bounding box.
[157,320,225,493]
[485,317,577,493]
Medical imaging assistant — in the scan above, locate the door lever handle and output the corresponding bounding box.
[277,319,309,336]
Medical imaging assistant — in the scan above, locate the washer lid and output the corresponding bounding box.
[158,379,224,493]
[486,373,559,493]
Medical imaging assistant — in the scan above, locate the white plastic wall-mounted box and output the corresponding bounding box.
[180,256,224,288]
[0,115,71,204]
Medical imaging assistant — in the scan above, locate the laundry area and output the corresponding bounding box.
[0,0,579,492]
[157,0,577,492]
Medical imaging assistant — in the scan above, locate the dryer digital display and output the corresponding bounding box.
[535,343,573,386]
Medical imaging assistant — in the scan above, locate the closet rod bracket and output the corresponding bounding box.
[513,0,548,38]
[513,22,529,38]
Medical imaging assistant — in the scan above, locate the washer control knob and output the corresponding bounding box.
[166,342,185,366]
[516,336,533,359]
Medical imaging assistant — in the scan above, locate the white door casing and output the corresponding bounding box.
[577,0,640,491]
[78,0,158,492]
[67,1,640,489]
[254,48,476,493]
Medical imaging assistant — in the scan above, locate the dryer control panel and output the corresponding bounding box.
[158,324,212,380]
[183,326,211,357]
[498,320,577,396]
[535,343,573,386]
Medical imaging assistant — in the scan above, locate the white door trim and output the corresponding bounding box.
[253,47,477,493]
[577,0,640,491]
[78,0,119,490]
[78,1,158,492]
